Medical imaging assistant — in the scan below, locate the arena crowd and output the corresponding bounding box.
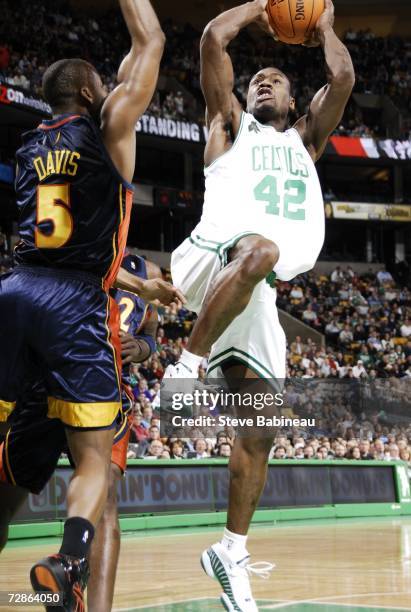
[124,265,411,466]
[0,0,410,136]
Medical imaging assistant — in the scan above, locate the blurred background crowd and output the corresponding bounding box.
[0,0,410,137]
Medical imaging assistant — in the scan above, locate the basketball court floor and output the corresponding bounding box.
[1,517,410,611]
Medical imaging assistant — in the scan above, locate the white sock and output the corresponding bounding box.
[221,527,248,558]
[179,349,202,376]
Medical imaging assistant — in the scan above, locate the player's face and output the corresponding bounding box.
[247,68,295,124]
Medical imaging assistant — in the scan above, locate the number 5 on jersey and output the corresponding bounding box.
[254,176,306,221]
[35,184,73,248]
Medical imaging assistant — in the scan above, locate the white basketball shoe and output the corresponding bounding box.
[201,542,274,611]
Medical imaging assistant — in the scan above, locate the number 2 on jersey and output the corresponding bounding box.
[35,184,73,249]
[254,176,306,221]
[119,297,135,333]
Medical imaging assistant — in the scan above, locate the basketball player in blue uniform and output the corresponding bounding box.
[0,254,158,612]
[0,1,183,609]
[88,253,159,612]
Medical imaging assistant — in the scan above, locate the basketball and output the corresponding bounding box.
[267,0,325,45]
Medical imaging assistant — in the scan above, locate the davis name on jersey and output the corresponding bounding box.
[14,114,133,288]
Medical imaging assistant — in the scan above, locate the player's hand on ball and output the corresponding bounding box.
[302,31,321,47]
[140,278,186,306]
[303,0,334,46]
[255,8,279,40]
[315,0,335,35]
[255,0,269,10]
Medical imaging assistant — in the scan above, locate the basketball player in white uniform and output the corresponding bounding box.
[165,1,354,609]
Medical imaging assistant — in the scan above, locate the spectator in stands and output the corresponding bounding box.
[401,318,411,338]
[170,440,185,459]
[377,269,394,284]
[304,446,315,459]
[141,405,154,428]
[272,446,287,460]
[339,324,354,346]
[193,438,209,459]
[294,446,305,459]
[218,443,232,458]
[129,410,149,444]
[348,446,361,459]
[331,266,345,283]
[316,446,329,460]
[352,360,367,379]
[387,444,400,461]
[372,439,386,460]
[144,440,164,459]
[333,443,347,459]
[302,304,318,324]
[358,440,373,460]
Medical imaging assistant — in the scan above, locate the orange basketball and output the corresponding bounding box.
[267,0,325,45]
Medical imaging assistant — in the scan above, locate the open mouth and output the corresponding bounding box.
[257,87,274,101]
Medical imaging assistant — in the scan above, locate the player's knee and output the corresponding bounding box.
[237,238,279,283]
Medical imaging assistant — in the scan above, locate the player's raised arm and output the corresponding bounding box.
[100,0,165,183]
[294,0,355,161]
[201,0,272,136]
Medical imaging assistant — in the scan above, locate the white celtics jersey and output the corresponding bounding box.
[193,111,325,281]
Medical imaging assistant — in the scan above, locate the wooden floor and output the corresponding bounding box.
[1,518,411,611]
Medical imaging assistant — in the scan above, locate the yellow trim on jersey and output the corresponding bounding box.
[113,409,130,444]
[4,430,17,486]
[0,400,16,422]
[47,397,121,428]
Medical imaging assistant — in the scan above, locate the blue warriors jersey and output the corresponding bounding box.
[113,254,152,385]
[14,114,133,289]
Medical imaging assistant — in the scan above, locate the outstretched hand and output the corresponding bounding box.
[139,278,186,306]
[302,0,335,47]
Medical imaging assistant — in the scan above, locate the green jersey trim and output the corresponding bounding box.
[207,346,276,380]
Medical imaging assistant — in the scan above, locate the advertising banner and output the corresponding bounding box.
[13,462,398,523]
[326,201,411,222]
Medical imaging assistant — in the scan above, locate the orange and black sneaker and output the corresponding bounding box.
[30,553,89,612]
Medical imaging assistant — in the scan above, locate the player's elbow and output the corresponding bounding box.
[332,57,355,91]
[339,66,355,89]
[137,26,165,49]
[147,29,166,52]
[201,21,225,51]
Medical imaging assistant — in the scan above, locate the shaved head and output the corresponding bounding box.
[42,58,107,116]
